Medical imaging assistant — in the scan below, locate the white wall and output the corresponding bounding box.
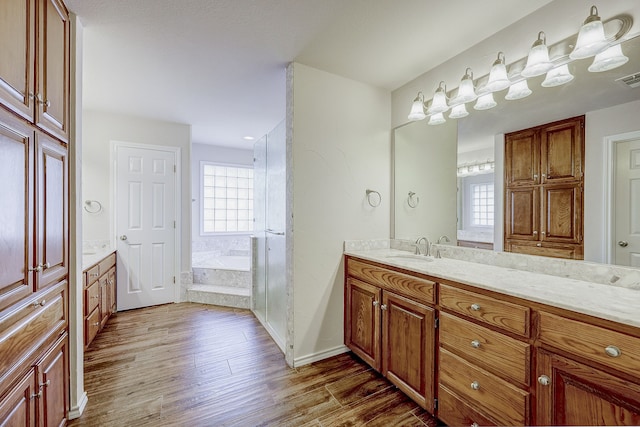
[81,110,192,273]
[585,99,640,262]
[290,63,391,365]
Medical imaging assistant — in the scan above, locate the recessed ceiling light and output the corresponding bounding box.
[243,136,255,141]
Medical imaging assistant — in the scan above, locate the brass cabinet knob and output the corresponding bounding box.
[538,375,551,386]
[470,381,480,390]
[605,345,621,358]
[470,303,481,311]
[470,340,481,348]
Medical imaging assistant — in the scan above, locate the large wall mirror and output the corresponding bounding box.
[393,35,640,267]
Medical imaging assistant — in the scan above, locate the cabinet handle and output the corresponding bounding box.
[380,304,387,311]
[31,391,42,400]
[533,230,538,236]
[471,423,479,427]
[373,301,379,307]
[605,345,621,358]
[40,380,51,388]
[29,265,43,272]
[93,322,100,326]
[90,273,100,277]
[470,303,481,311]
[32,299,46,308]
[534,174,538,180]
[536,243,542,247]
[36,93,51,107]
[541,231,546,236]
[538,375,551,386]
[470,381,480,390]
[470,340,481,348]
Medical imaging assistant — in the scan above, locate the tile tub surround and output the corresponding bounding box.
[344,242,640,329]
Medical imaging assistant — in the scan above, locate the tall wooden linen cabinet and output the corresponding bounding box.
[504,116,584,259]
[0,0,71,425]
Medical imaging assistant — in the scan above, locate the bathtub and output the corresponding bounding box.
[192,252,251,271]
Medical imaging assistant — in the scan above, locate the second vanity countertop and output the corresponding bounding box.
[345,248,640,329]
[82,249,116,271]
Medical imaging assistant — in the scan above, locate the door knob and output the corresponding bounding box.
[120,235,128,241]
[618,241,629,247]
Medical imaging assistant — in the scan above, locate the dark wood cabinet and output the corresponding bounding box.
[345,257,437,412]
[83,253,117,347]
[504,116,584,259]
[0,0,70,422]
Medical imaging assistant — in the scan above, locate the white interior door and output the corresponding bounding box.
[614,137,640,267]
[115,144,177,310]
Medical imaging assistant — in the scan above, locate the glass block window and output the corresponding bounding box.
[201,163,253,233]
[470,183,494,226]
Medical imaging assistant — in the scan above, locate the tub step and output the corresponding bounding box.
[186,284,251,309]
[192,268,251,288]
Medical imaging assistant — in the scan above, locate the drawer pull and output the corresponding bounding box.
[538,375,551,386]
[380,304,387,311]
[90,273,100,277]
[471,423,479,427]
[470,381,480,390]
[470,303,481,311]
[605,345,621,358]
[470,339,481,348]
[31,391,42,400]
[373,300,379,307]
[93,322,100,326]
[32,299,46,308]
[40,380,51,388]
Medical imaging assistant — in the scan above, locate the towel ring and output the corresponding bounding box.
[365,189,381,207]
[84,200,103,214]
[408,191,419,208]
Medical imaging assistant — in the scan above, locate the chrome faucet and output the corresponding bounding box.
[415,237,430,256]
[435,235,451,258]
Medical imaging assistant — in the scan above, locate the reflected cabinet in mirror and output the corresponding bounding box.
[393,36,640,267]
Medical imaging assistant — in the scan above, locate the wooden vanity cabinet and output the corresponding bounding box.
[83,253,117,347]
[504,116,584,259]
[345,257,437,412]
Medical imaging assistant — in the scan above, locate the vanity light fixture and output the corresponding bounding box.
[473,92,497,110]
[427,81,449,115]
[407,91,427,121]
[541,64,574,87]
[570,5,609,60]
[428,113,446,125]
[521,32,553,78]
[486,52,511,92]
[505,80,532,100]
[588,44,629,72]
[450,68,477,105]
[449,103,469,119]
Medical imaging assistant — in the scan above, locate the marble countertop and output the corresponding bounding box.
[345,248,640,329]
[82,248,116,271]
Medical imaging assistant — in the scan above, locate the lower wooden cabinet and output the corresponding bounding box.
[0,369,37,427]
[345,259,437,412]
[83,252,116,347]
[536,349,640,426]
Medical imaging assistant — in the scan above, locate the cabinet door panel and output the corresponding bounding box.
[505,187,539,241]
[536,350,640,426]
[540,116,583,184]
[0,368,36,427]
[0,112,34,312]
[345,278,381,370]
[36,334,68,427]
[505,129,539,186]
[36,0,69,142]
[35,132,68,291]
[382,291,435,412]
[0,0,35,121]
[541,183,582,244]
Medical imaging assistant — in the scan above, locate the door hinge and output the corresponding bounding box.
[434,398,438,410]
[173,164,176,173]
[174,221,176,228]
[435,317,439,329]
[173,276,176,284]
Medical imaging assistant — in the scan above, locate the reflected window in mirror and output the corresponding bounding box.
[458,173,495,247]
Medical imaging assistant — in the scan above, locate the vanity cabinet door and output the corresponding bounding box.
[539,116,583,185]
[505,187,539,242]
[345,278,381,371]
[505,128,539,187]
[536,349,640,426]
[382,291,435,412]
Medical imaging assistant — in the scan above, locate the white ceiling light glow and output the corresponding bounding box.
[407,5,631,124]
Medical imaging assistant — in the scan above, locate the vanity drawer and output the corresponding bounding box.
[98,253,116,275]
[439,284,530,337]
[438,384,498,427]
[346,258,435,304]
[86,264,101,286]
[439,348,530,426]
[538,312,640,378]
[85,307,101,346]
[440,313,530,385]
[84,280,100,316]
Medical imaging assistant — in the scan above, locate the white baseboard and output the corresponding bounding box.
[293,345,350,367]
[68,391,88,420]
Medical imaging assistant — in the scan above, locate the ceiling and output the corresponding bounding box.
[65,0,556,149]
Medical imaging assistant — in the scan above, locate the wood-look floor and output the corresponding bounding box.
[69,302,439,426]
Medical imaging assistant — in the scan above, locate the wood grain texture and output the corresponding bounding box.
[345,278,381,370]
[439,284,530,337]
[69,302,438,427]
[346,258,435,304]
[439,313,530,386]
